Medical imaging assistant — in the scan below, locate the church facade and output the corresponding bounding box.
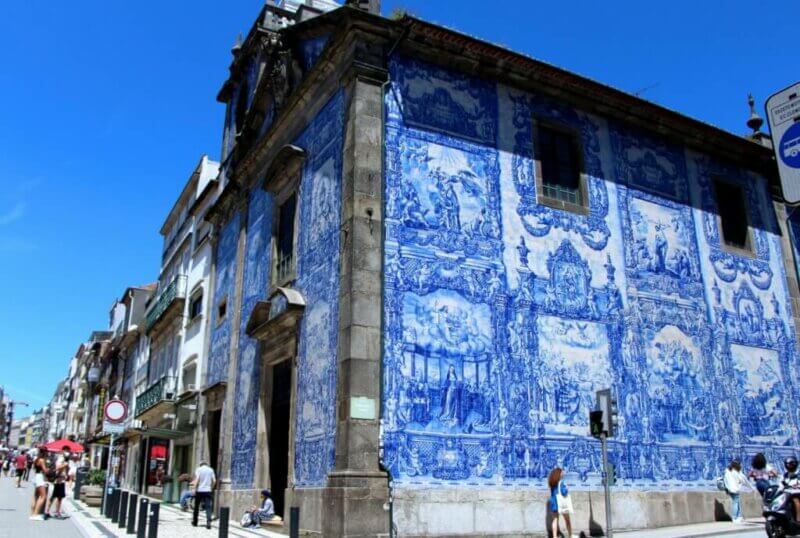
[199,3,800,536]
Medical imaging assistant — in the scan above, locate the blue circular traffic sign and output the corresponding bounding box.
[780,122,800,169]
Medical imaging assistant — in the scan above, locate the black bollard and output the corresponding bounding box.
[218,506,229,538]
[127,493,138,535]
[111,489,120,522]
[119,490,129,528]
[137,498,148,538]
[148,502,160,538]
[289,506,300,538]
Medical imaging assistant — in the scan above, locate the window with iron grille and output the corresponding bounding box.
[535,121,587,213]
[274,193,297,284]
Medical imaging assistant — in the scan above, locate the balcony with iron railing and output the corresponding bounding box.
[134,375,177,420]
[145,275,187,335]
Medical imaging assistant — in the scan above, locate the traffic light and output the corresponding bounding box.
[596,389,619,437]
[590,410,604,439]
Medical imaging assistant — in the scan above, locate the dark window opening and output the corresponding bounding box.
[538,124,583,206]
[217,298,227,322]
[234,80,250,135]
[190,294,203,320]
[275,193,297,283]
[714,179,751,252]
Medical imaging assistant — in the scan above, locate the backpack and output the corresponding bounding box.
[240,513,253,527]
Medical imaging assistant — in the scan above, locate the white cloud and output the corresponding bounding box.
[0,201,25,225]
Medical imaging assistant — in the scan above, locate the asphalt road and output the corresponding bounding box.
[0,472,84,538]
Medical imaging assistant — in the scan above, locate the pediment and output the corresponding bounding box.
[245,287,306,341]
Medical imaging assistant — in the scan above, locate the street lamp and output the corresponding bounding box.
[4,399,30,447]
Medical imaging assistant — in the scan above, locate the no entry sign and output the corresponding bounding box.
[104,399,128,423]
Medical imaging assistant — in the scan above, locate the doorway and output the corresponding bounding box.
[208,409,222,474]
[268,360,292,517]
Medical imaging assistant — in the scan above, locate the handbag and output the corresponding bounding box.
[556,480,574,514]
[240,513,253,527]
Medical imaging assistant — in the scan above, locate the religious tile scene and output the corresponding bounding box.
[2,1,798,537]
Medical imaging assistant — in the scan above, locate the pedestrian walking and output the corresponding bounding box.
[25,451,34,481]
[548,467,574,538]
[723,459,750,523]
[47,449,69,518]
[191,460,216,529]
[14,450,27,488]
[748,452,778,498]
[30,448,50,520]
[67,454,79,494]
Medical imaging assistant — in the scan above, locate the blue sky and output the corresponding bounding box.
[0,0,794,418]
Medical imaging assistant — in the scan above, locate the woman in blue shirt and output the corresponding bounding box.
[548,467,574,538]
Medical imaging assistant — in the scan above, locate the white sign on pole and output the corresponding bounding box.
[103,421,125,435]
[766,82,800,204]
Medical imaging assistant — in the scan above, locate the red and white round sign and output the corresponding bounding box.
[104,399,128,423]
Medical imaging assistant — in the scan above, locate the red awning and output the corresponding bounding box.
[42,439,85,453]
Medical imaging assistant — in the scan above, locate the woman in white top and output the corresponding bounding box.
[29,448,50,520]
[723,459,750,523]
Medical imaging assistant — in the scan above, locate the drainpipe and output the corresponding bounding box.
[377,18,412,538]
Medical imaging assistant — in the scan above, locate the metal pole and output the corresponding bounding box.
[218,506,229,537]
[137,498,148,538]
[102,433,115,516]
[148,502,160,538]
[127,493,138,534]
[601,433,613,538]
[119,490,129,528]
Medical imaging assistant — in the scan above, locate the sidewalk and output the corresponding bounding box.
[65,492,286,538]
[615,518,763,538]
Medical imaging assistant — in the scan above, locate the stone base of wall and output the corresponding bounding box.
[393,487,762,537]
[289,487,326,536]
[289,473,391,537]
[218,487,262,526]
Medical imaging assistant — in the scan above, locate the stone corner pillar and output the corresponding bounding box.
[320,56,390,538]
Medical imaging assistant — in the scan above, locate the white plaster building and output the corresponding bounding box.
[133,155,219,501]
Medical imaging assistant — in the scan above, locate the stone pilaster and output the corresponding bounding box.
[775,201,800,344]
[320,63,390,538]
[216,199,250,508]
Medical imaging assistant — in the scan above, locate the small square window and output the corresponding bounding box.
[713,178,753,254]
[189,293,203,321]
[535,121,587,214]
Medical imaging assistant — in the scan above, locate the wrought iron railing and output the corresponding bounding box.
[134,376,177,417]
[145,275,187,333]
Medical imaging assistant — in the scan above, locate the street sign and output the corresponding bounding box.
[104,399,128,423]
[103,421,125,434]
[766,82,800,204]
